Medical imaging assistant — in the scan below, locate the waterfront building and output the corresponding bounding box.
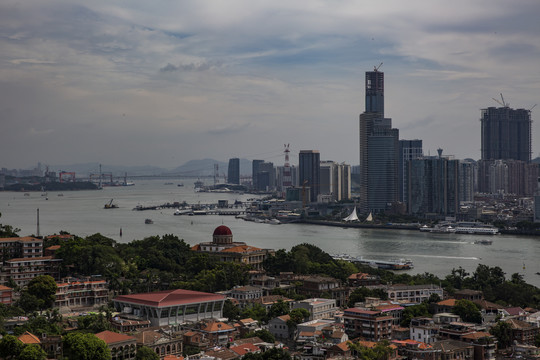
[299,150,320,203]
[191,225,274,270]
[319,161,352,202]
[478,159,539,196]
[359,67,399,214]
[459,159,477,203]
[399,140,423,204]
[481,106,532,162]
[228,158,240,185]
[386,284,444,304]
[408,151,460,217]
[112,289,226,327]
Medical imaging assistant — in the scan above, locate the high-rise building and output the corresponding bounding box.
[252,159,264,190]
[359,67,399,213]
[399,140,423,204]
[459,160,476,203]
[408,151,459,216]
[299,150,320,203]
[256,162,275,191]
[227,158,240,185]
[480,106,532,162]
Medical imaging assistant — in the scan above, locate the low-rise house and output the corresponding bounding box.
[200,321,236,345]
[461,331,497,360]
[347,272,380,287]
[268,314,291,340]
[454,289,483,302]
[391,339,434,360]
[373,303,404,326]
[229,343,261,357]
[386,284,443,304]
[526,311,540,327]
[253,295,293,312]
[0,285,13,305]
[505,318,540,346]
[182,330,209,350]
[293,298,337,320]
[343,308,393,341]
[434,299,457,314]
[229,285,263,308]
[321,325,348,345]
[95,331,137,360]
[133,329,183,359]
[110,317,151,333]
[55,277,109,309]
[298,276,350,307]
[353,341,399,360]
[430,340,474,360]
[410,317,439,344]
[499,307,528,321]
[433,313,461,324]
[235,318,260,337]
[438,322,478,341]
[203,347,239,360]
[326,341,352,358]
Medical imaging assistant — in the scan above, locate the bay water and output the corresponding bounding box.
[1,178,539,287]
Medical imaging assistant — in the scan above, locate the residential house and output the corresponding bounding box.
[343,308,393,341]
[461,332,497,360]
[293,298,337,320]
[229,285,263,309]
[505,318,540,346]
[298,276,350,307]
[55,277,109,309]
[200,320,236,346]
[386,284,443,304]
[268,314,291,340]
[0,285,13,305]
[347,273,380,287]
[410,317,439,344]
[430,340,474,360]
[95,331,137,360]
[454,289,483,302]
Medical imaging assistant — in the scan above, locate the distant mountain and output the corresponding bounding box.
[46,158,255,178]
[167,158,253,176]
[48,163,167,177]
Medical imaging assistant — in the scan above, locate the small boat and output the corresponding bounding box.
[145,219,153,224]
[58,193,64,197]
[104,199,119,209]
[475,239,493,245]
[177,183,184,187]
[174,208,192,216]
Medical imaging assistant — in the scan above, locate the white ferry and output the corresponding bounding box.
[454,225,498,235]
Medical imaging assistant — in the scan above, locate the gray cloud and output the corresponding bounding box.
[159,62,213,72]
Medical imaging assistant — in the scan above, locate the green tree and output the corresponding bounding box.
[0,335,25,359]
[349,340,393,360]
[77,313,114,333]
[26,275,58,310]
[241,303,267,323]
[18,344,47,360]
[223,299,241,321]
[0,214,20,238]
[243,329,275,343]
[535,333,540,348]
[452,299,482,323]
[347,287,388,308]
[136,345,159,360]
[63,332,111,360]
[400,303,430,327]
[267,300,290,320]
[490,321,513,349]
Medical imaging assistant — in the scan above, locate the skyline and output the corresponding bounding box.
[1,1,540,169]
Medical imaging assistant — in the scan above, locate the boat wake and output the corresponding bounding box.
[410,254,480,260]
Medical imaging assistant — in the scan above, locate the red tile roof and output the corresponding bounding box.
[18,332,40,344]
[437,299,457,307]
[114,289,225,307]
[95,331,135,344]
[221,245,262,253]
[0,236,40,243]
[230,343,260,356]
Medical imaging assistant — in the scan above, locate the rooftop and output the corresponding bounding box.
[114,289,225,308]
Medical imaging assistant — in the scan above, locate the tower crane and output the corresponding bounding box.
[492,93,509,108]
[374,62,383,71]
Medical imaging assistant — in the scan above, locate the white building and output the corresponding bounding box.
[293,298,337,321]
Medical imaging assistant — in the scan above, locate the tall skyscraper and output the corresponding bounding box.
[299,150,320,203]
[252,159,264,190]
[359,67,399,213]
[227,158,240,185]
[480,106,532,162]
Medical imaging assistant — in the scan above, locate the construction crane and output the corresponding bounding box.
[492,93,509,108]
[374,62,383,71]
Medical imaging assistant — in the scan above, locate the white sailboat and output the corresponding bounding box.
[343,207,359,222]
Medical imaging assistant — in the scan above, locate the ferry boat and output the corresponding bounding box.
[454,225,498,235]
[331,254,413,270]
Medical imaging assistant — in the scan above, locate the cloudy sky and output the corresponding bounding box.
[1,0,540,170]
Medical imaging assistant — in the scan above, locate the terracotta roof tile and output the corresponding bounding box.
[95,330,136,344]
[18,331,40,344]
[114,289,225,307]
[230,343,260,356]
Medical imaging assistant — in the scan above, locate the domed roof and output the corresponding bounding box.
[213,225,232,236]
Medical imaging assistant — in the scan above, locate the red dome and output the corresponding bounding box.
[213,225,232,236]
